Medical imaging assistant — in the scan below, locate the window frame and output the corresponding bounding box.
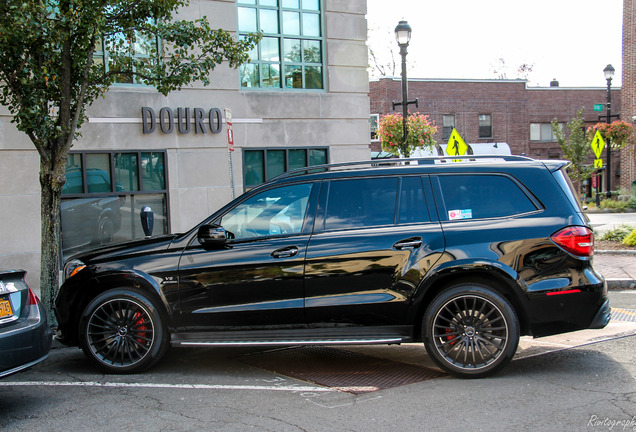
[94,25,160,87]
[61,150,170,260]
[442,114,456,140]
[433,173,541,222]
[237,0,325,91]
[530,122,564,142]
[370,114,380,141]
[478,114,492,138]
[242,147,329,188]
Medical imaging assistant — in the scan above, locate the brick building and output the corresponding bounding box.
[622,0,636,192]
[370,77,622,191]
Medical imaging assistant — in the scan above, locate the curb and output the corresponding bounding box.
[595,250,636,255]
[607,279,636,290]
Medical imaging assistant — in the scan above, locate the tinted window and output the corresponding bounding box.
[438,175,536,220]
[221,183,312,239]
[324,178,397,230]
[398,177,430,224]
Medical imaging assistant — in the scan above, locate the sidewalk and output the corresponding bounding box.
[593,252,636,290]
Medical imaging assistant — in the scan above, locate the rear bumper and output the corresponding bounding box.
[588,298,611,329]
[0,302,53,378]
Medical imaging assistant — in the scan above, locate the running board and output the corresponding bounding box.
[173,338,406,347]
[171,326,413,347]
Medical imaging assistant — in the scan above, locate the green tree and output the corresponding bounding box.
[551,109,594,200]
[0,0,260,319]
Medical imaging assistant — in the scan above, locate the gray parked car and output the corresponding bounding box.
[0,270,52,378]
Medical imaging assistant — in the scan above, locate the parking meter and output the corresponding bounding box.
[140,206,154,237]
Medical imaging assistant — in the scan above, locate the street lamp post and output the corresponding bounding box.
[392,20,418,158]
[602,64,617,198]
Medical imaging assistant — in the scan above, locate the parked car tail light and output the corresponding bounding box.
[27,287,39,306]
[551,226,594,257]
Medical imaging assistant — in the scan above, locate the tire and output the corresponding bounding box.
[79,288,169,374]
[422,284,520,378]
[97,217,115,244]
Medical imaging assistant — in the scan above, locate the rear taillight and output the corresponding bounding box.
[551,226,594,257]
[27,287,39,306]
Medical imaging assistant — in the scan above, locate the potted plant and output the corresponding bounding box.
[378,112,437,157]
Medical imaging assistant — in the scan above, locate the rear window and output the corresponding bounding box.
[552,167,584,213]
[437,174,537,220]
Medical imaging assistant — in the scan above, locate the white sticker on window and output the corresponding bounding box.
[448,209,473,220]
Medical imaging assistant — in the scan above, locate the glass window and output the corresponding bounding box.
[63,155,84,194]
[530,122,563,142]
[324,178,398,230]
[61,151,169,261]
[369,114,379,140]
[86,154,112,193]
[115,153,139,192]
[244,148,327,188]
[221,183,313,239]
[141,152,165,191]
[479,114,492,138]
[244,150,265,187]
[238,0,324,90]
[443,115,455,140]
[94,21,158,86]
[267,150,286,179]
[398,177,430,224]
[308,148,327,166]
[289,149,307,170]
[438,175,537,220]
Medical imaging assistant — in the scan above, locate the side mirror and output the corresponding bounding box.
[141,206,154,237]
[198,224,227,248]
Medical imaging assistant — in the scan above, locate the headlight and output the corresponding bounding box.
[64,259,86,281]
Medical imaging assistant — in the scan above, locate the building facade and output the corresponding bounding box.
[0,0,370,291]
[370,77,623,188]
[622,0,636,192]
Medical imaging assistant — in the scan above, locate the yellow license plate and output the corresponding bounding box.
[0,298,13,318]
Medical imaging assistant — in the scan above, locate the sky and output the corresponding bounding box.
[366,0,624,87]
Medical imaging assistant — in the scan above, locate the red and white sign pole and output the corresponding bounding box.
[225,108,236,198]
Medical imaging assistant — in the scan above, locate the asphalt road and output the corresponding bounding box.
[2,291,635,432]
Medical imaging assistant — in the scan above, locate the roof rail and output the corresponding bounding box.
[271,155,536,180]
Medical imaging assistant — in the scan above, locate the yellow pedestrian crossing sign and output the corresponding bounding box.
[591,131,605,159]
[447,128,468,157]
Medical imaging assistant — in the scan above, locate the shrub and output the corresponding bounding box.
[622,229,636,247]
[601,224,634,242]
[600,199,632,212]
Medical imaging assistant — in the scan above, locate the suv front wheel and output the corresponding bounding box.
[422,284,520,378]
[79,288,169,373]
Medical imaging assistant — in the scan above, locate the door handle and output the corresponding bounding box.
[271,246,299,258]
[393,238,423,250]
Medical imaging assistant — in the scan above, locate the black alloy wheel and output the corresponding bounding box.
[422,284,520,378]
[80,289,168,373]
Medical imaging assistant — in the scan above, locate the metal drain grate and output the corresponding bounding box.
[241,346,446,394]
[611,308,636,323]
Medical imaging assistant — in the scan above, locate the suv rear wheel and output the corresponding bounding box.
[79,288,169,373]
[422,284,519,378]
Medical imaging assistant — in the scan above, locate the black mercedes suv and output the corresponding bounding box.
[55,156,610,378]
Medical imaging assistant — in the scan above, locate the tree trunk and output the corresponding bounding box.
[39,157,65,326]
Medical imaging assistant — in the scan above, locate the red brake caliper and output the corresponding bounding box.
[445,328,458,346]
[133,312,148,346]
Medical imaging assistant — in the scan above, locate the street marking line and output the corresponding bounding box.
[612,307,636,317]
[0,380,335,392]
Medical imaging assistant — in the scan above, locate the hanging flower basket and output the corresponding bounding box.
[586,120,634,149]
[378,112,437,157]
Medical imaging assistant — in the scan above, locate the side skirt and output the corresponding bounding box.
[171,326,413,347]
